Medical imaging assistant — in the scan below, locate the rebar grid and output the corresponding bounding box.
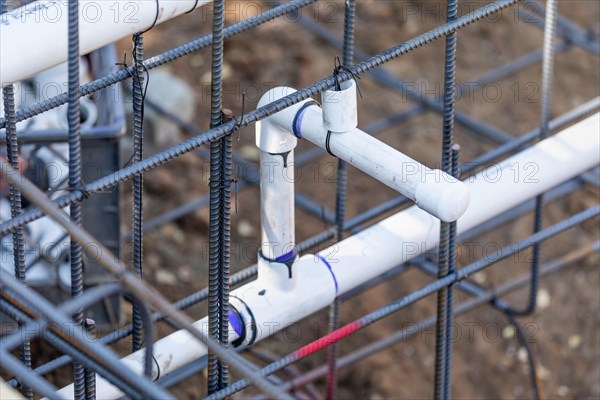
[0,0,598,398]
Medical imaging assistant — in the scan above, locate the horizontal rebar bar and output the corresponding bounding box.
[204,205,600,399]
[0,159,294,400]
[279,241,599,392]
[0,0,522,237]
[0,0,319,130]
[0,277,172,399]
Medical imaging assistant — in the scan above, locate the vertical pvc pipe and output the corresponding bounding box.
[259,151,296,261]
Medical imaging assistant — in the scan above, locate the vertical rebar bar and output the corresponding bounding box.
[207,138,223,394]
[218,132,232,389]
[325,1,356,399]
[444,144,460,399]
[207,0,229,393]
[434,0,458,398]
[1,3,31,399]
[67,1,86,398]
[3,84,33,400]
[131,32,146,353]
[84,319,97,399]
[507,0,558,318]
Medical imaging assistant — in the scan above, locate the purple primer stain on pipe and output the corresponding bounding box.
[316,254,339,295]
[275,249,297,263]
[228,308,244,338]
[292,101,319,138]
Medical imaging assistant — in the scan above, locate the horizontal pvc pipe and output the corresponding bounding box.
[329,113,600,293]
[0,0,211,86]
[260,87,470,222]
[55,318,239,399]
[56,113,599,398]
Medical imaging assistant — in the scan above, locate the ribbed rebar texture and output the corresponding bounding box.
[66,0,86,398]
[0,0,521,237]
[3,84,33,400]
[84,319,97,399]
[506,0,558,318]
[0,0,319,130]
[218,132,232,389]
[434,0,459,397]
[207,0,229,392]
[444,144,460,399]
[205,205,600,400]
[0,159,294,400]
[326,1,357,398]
[207,120,223,393]
[280,243,599,394]
[1,0,597,396]
[131,32,146,353]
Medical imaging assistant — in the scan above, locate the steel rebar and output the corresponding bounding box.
[0,0,523,238]
[66,0,86,397]
[131,32,146,356]
[204,205,599,399]
[506,0,558,318]
[326,0,357,398]
[3,82,33,400]
[0,158,294,400]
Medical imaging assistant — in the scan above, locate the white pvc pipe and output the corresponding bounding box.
[329,113,600,293]
[56,113,599,399]
[260,87,470,222]
[0,0,211,86]
[256,92,299,260]
[259,151,296,260]
[55,318,239,399]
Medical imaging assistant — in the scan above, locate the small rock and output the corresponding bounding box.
[146,253,160,269]
[537,288,551,310]
[222,63,233,80]
[239,145,260,162]
[200,71,211,84]
[557,386,569,397]
[155,269,177,286]
[161,223,185,245]
[517,347,528,364]
[369,392,384,400]
[502,325,515,339]
[473,272,486,284]
[178,265,193,281]
[567,334,582,349]
[237,219,255,238]
[538,365,551,381]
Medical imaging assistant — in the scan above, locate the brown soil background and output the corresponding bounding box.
[14,0,600,399]
[120,0,600,398]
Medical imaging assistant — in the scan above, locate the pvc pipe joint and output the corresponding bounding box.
[256,87,306,153]
[257,87,470,222]
[233,254,337,344]
[322,79,358,132]
[257,251,297,291]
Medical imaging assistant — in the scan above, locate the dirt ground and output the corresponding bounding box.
[7,0,600,399]
[114,0,600,399]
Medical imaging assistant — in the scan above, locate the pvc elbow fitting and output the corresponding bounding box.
[414,171,470,222]
[256,86,308,154]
